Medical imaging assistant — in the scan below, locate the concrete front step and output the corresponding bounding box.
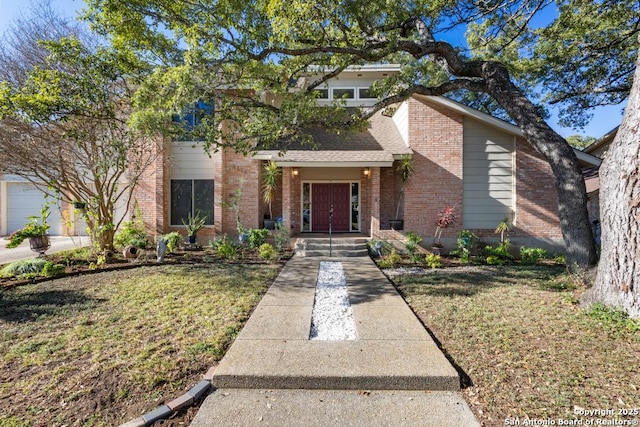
[295,237,369,257]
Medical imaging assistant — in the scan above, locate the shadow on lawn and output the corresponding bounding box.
[0,289,103,323]
[394,265,567,298]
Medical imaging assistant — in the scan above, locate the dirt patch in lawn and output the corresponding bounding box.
[0,255,283,426]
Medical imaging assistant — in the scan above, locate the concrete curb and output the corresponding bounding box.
[117,366,216,427]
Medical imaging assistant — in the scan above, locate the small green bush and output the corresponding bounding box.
[114,219,149,249]
[247,228,269,248]
[1,258,48,278]
[425,253,442,269]
[213,235,237,260]
[162,232,182,253]
[456,230,478,264]
[273,222,290,252]
[258,243,277,261]
[483,239,512,265]
[42,262,65,278]
[553,253,566,265]
[520,247,547,264]
[378,248,402,268]
[404,231,423,257]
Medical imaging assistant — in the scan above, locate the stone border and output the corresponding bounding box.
[118,366,216,427]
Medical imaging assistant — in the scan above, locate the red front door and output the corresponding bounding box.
[311,183,350,232]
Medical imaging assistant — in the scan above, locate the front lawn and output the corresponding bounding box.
[0,263,280,426]
[390,265,640,426]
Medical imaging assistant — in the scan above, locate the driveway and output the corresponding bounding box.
[0,236,87,265]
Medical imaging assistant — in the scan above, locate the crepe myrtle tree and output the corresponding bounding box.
[81,0,640,269]
[0,6,157,251]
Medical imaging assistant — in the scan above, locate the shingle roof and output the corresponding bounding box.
[254,110,411,166]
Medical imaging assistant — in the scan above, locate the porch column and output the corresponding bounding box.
[370,167,381,237]
[281,167,294,234]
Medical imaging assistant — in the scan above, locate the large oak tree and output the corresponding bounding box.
[82,1,636,272]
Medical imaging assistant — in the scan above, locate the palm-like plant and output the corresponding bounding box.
[394,154,414,221]
[262,160,280,220]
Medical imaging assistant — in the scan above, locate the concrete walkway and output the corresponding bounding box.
[190,256,479,426]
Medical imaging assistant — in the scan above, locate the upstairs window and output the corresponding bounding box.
[332,88,355,99]
[172,100,214,141]
[313,88,329,99]
[358,87,375,99]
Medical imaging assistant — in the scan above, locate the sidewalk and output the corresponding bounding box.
[190,256,479,426]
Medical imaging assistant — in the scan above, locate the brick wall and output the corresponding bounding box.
[372,98,563,248]
[133,137,166,240]
[513,137,562,239]
[213,148,260,236]
[402,97,464,240]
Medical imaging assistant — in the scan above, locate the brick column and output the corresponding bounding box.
[370,167,381,237]
[281,167,293,233]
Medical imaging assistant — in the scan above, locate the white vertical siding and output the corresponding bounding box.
[392,102,409,146]
[463,118,514,229]
[169,142,215,180]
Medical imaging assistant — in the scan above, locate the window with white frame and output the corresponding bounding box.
[332,88,355,99]
[170,179,214,226]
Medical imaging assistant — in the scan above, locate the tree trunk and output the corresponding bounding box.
[583,49,640,318]
[481,62,598,269]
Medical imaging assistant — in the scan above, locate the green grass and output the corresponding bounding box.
[393,265,640,426]
[0,263,279,426]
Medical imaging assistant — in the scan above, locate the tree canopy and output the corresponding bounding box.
[81,0,638,144]
[0,5,157,251]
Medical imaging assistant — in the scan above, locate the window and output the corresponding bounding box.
[313,88,329,99]
[332,88,355,99]
[170,179,214,226]
[358,87,375,99]
[172,100,214,141]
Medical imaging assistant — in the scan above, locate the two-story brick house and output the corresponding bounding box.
[1,64,601,251]
[131,64,601,251]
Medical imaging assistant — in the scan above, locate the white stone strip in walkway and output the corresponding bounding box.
[309,261,357,340]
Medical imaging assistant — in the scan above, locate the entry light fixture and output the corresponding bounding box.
[292,168,299,177]
[363,167,370,177]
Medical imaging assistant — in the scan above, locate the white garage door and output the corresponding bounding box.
[7,183,63,235]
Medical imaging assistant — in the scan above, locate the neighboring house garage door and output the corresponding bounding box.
[7,183,62,235]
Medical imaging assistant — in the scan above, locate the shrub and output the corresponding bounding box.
[114,218,149,249]
[425,253,442,269]
[378,248,402,268]
[553,253,566,265]
[456,230,478,264]
[42,262,65,278]
[213,235,237,260]
[520,247,547,265]
[483,239,512,265]
[162,232,182,253]
[1,258,47,278]
[258,243,277,261]
[273,222,290,252]
[247,228,269,248]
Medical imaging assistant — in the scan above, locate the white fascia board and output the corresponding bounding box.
[273,161,393,167]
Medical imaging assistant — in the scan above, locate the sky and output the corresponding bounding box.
[0,0,626,140]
